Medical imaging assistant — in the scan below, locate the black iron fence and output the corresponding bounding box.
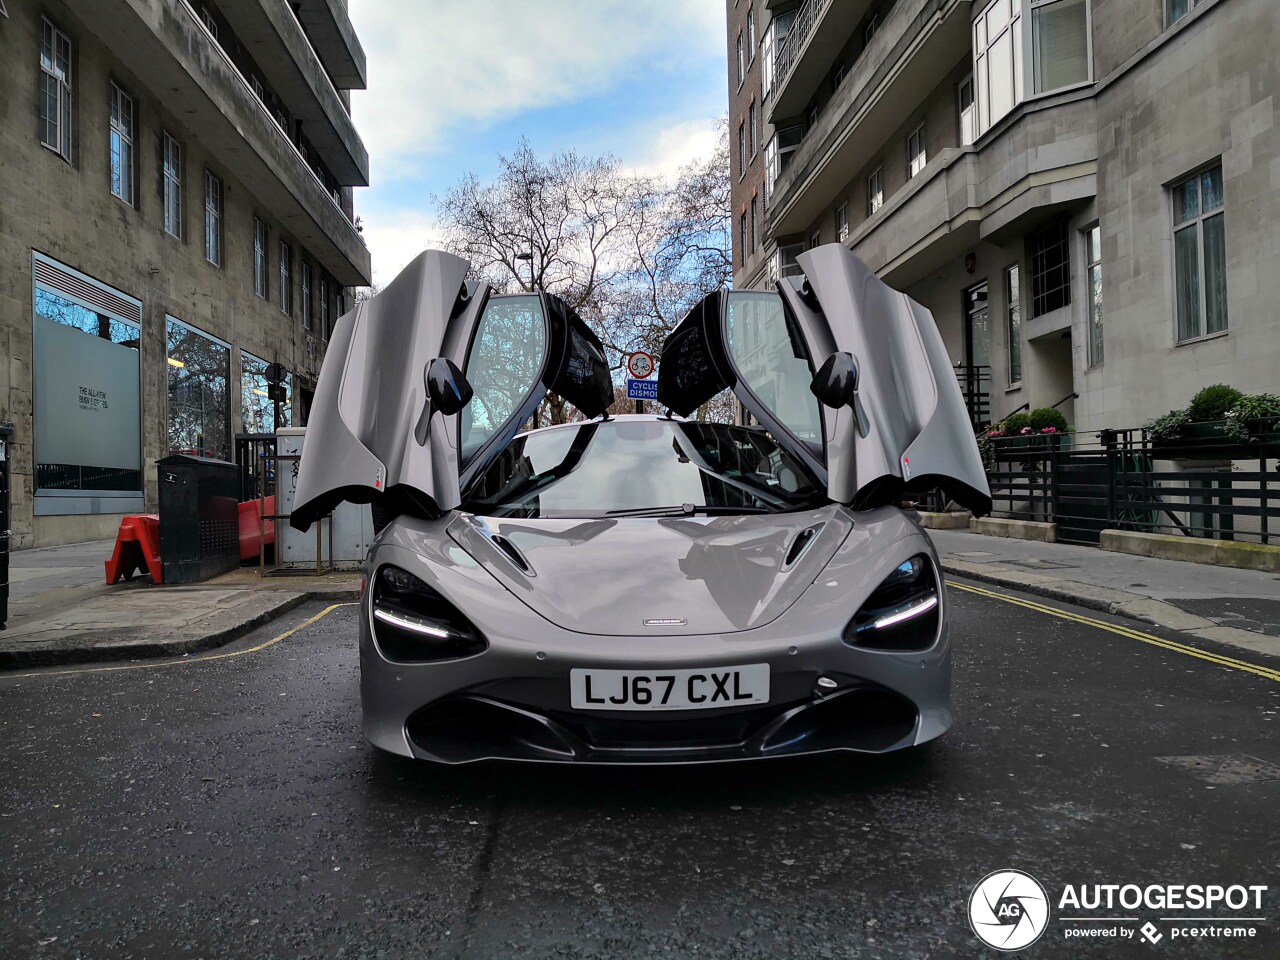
[234,433,277,503]
[955,364,991,430]
[975,424,1280,546]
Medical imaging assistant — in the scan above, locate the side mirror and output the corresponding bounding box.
[415,358,473,445]
[426,357,473,415]
[810,351,859,408]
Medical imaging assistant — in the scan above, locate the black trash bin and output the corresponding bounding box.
[156,454,240,584]
[0,422,12,629]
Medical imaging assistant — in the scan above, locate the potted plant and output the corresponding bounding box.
[1224,393,1280,444]
[1182,384,1242,441]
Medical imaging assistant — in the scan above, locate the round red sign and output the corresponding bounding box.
[627,351,655,379]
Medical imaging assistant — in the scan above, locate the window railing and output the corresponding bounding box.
[181,1,362,239]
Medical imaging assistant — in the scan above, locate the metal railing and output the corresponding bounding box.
[773,0,830,93]
[975,425,1280,546]
[955,364,991,430]
[235,433,277,503]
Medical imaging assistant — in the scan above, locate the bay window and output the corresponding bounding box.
[974,0,1090,137]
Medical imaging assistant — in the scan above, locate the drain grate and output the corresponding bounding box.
[1005,559,1079,570]
[1157,755,1280,785]
[1170,597,1280,638]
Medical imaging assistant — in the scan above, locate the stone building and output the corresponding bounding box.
[0,0,371,547]
[728,0,1279,433]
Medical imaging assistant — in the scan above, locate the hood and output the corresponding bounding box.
[447,506,853,636]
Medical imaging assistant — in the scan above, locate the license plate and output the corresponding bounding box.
[569,664,770,711]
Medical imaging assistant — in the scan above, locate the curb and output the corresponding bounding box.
[0,586,360,671]
[939,560,1277,656]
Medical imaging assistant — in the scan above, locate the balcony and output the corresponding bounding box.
[78,0,370,285]
[767,0,972,237]
[767,0,877,122]
[293,0,367,90]
[206,0,368,185]
[847,91,1098,290]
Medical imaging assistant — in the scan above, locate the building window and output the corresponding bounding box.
[241,352,290,433]
[748,102,757,159]
[1006,264,1023,385]
[1085,224,1103,366]
[163,133,183,238]
[1031,0,1090,93]
[200,5,218,38]
[974,0,1024,135]
[301,261,313,332]
[836,203,849,242]
[108,83,135,205]
[39,18,73,160]
[1166,0,1206,26]
[738,122,746,177]
[736,31,745,87]
[166,317,231,460]
[1173,164,1227,342]
[32,253,144,510]
[319,277,330,336]
[747,5,756,56]
[1030,219,1071,317]
[776,244,804,279]
[907,125,926,178]
[834,62,847,90]
[279,242,292,315]
[959,75,976,145]
[761,10,796,100]
[868,167,884,215]
[204,171,223,266]
[739,211,748,266]
[750,195,759,253]
[253,218,268,299]
[809,230,821,250]
[764,125,803,199]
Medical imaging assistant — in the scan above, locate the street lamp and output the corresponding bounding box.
[515,251,533,292]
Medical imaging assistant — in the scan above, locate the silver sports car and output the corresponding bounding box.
[291,245,990,764]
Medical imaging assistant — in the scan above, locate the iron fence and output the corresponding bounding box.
[234,433,277,503]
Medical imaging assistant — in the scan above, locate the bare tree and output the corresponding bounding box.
[434,123,732,424]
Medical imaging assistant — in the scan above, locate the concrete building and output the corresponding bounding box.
[0,0,371,547]
[728,0,1279,433]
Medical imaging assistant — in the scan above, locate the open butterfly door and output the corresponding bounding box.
[291,250,612,530]
[655,244,991,515]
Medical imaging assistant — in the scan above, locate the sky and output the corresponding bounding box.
[346,1,729,287]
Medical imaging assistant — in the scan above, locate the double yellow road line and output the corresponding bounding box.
[950,580,1280,684]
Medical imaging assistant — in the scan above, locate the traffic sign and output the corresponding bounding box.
[626,378,659,401]
[627,351,655,379]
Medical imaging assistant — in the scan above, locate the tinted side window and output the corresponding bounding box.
[461,295,547,462]
[724,291,822,446]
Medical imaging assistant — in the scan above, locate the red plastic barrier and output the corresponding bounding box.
[104,514,163,585]
[238,496,276,560]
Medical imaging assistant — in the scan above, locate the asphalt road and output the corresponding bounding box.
[2,580,1279,959]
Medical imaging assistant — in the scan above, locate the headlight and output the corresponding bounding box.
[843,554,940,651]
[371,565,487,662]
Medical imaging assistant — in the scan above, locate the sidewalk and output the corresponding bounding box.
[929,528,1280,656]
[1,539,360,669]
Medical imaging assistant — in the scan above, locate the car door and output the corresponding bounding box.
[291,250,611,529]
[656,243,991,514]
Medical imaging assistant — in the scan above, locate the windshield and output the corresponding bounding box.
[462,418,826,518]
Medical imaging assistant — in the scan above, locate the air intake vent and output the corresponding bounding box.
[783,524,823,569]
[490,535,532,575]
[34,254,142,325]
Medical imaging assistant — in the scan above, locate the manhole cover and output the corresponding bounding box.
[1005,559,1079,570]
[1157,755,1280,785]
[1171,598,1280,638]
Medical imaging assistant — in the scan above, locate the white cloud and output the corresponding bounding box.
[626,117,723,181]
[349,0,723,176]
[362,209,444,287]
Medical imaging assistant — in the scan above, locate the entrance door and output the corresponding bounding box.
[962,281,992,427]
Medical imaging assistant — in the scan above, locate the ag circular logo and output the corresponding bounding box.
[969,869,1050,951]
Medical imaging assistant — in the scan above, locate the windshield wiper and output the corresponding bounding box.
[604,504,772,518]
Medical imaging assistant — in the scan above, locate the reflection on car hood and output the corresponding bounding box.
[447,506,853,636]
